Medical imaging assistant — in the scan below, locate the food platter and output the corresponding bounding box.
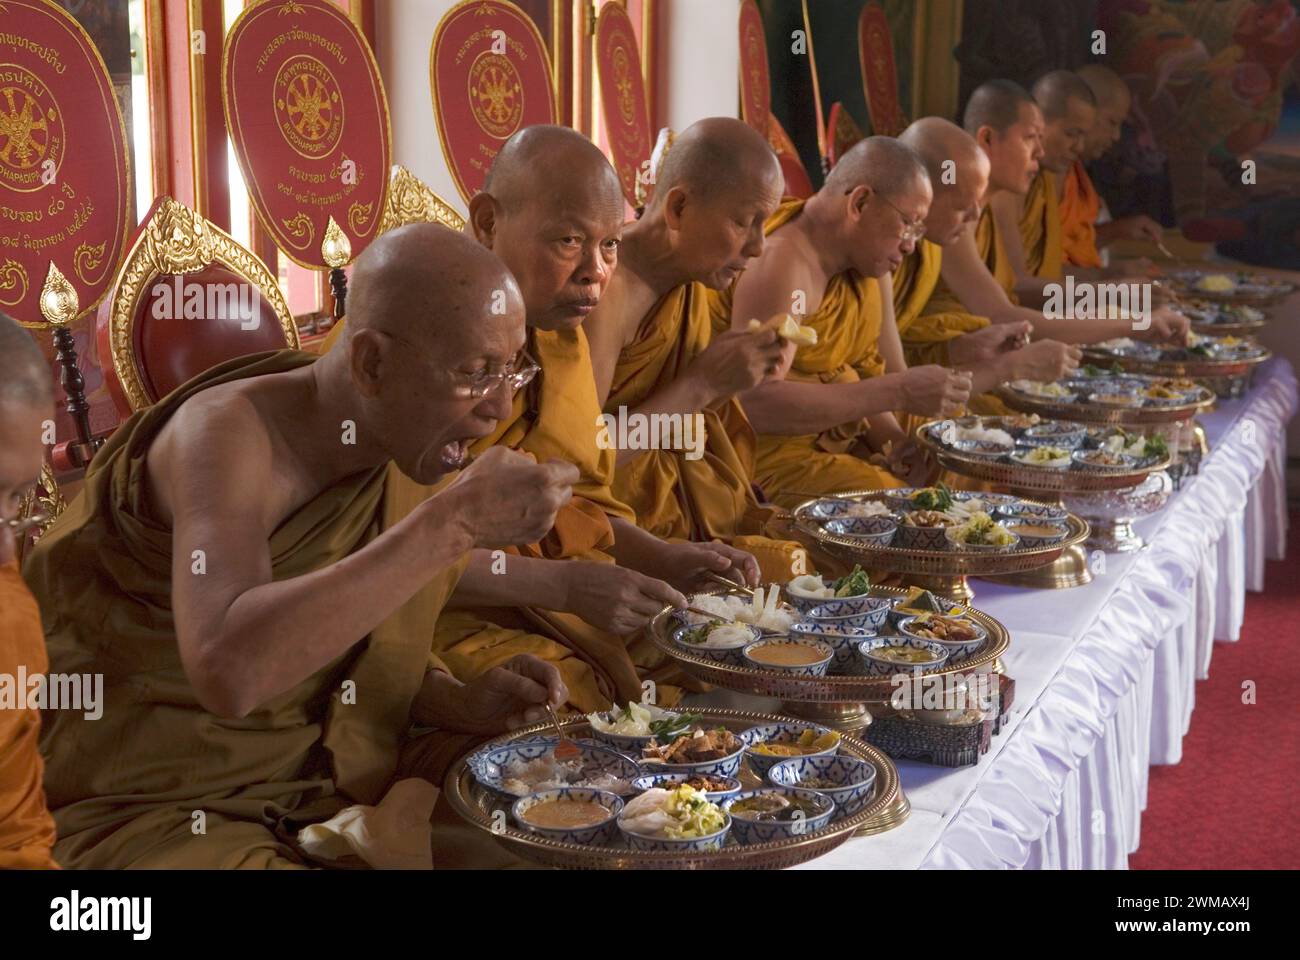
[787,490,1089,602]
[443,707,908,869]
[1164,267,1294,307]
[1081,334,1271,383]
[1179,298,1269,336]
[997,373,1216,425]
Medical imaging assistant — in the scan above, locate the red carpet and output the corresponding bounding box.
[1129,511,1300,869]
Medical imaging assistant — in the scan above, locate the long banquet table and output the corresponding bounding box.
[695,357,1297,870]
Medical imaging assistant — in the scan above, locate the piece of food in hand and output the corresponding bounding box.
[747,315,818,347]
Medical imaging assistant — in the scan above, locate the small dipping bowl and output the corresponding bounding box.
[822,515,898,548]
[629,772,743,804]
[740,721,841,779]
[857,636,951,676]
[618,810,732,853]
[511,788,624,845]
[742,637,834,677]
[767,755,878,822]
[1005,519,1070,547]
[790,620,877,673]
[671,621,761,666]
[896,614,988,663]
[722,788,835,844]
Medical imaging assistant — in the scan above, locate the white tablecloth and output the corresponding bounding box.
[782,357,1297,870]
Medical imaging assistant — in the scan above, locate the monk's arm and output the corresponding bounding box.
[989,193,1051,307]
[167,407,476,718]
[447,549,582,609]
[875,274,908,375]
[585,296,633,410]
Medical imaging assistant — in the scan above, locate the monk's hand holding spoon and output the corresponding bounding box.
[561,563,688,636]
[443,447,579,548]
[1007,339,1082,382]
[687,322,790,400]
[648,539,761,594]
[948,321,1033,367]
[1136,305,1190,346]
[423,655,569,734]
[899,365,972,417]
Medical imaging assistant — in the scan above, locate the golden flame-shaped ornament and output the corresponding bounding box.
[39,261,79,326]
[321,215,352,269]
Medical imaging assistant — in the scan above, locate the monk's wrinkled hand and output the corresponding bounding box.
[1137,305,1189,346]
[949,321,1032,366]
[471,656,569,733]
[655,540,760,593]
[886,440,931,487]
[444,447,579,548]
[561,561,686,635]
[689,326,789,399]
[899,366,971,417]
[1007,339,1081,382]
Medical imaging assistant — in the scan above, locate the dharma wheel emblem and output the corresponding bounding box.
[0,68,65,191]
[274,55,344,158]
[468,52,523,139]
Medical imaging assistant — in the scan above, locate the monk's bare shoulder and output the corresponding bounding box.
[733,230,818,328]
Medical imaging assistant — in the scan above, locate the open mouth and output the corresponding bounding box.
[439,439,472,470]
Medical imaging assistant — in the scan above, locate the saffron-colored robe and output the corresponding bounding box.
[0,561,58,869]
[716,199,903,508]
[1061,161,1102,268]
[606,282,811,583]
[1021,170,1065,280]
[23,351,468,869]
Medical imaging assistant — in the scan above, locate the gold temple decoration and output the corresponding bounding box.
[321,215,352,268]
[15,463,66,560]
[39,261,79,326]
[107,197,297,411]
[377,165,467,233]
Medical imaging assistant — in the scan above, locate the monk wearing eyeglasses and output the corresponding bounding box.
[23,225,578,868]
[0,313,58,869]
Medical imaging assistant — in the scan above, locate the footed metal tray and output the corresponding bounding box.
[1080,345,1271,381]
[443,707,908,869]
[997,381,1215,425]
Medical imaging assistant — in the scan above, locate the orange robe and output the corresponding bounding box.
[0,561,58,869]
[1061,161,1102,268]
[1020,170,1065,280]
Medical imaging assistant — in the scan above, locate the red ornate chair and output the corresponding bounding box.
[768,115,814,200]
[827,102,866,169]
[96,196,298,416]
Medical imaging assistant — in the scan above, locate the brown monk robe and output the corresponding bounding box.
[716,137,974,508]
[24,226,577,868]
[0,316,58,869]
[584,118,807,582]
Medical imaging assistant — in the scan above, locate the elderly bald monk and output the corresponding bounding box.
[887,117,1080,394]
[0,315,58,869]
[584,117,804,581]
[420,125,759,723]
[24,225,578,868]
[719,136,974,507]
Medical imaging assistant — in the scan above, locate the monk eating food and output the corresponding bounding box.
[421,125,760,725]
[719,136,973,507]
[24,225,578,869]
[584,117,806,581]
[0,315,58,869]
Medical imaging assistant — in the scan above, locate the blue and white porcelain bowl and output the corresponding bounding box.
[742,636,834,678]
[1021,422,1087,448]
[892,519,957,551]
[803,498,890,520]
[1071,449,1139,472]
[637,738,747,779]
[767,755,878,822]
[511,788,623,845]
[1002,518,1070,547]
[723,788,835,844]
[994,500,1070,522]
[470,739,641,797]
[585,704,691,758]
[857,636,951,676]
[740,721,841,779]
[950,437,1014,458]
[618,814,732,853]
[823,515,898,548]
[944,521,1020,553]
[671,621,761,666]
[896,614,987,663]
[629,772,743,804]
[806,596,891,631]
[790,621,877,673]
[884,488,977,511]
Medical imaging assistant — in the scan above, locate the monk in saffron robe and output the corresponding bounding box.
[24,226,578,869]
[719,137,975,508]
[584,118,805,582]
[0,315,58,869]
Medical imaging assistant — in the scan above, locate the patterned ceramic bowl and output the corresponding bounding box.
[511,788,623,844]
[742,637,834,678]
[822,515,898,548]
[1002,518,1070,547]
[944,521,1020,553]
[629,772,743,804]
[471,740,641,797]
[739,721,841,779]
[950,437,1014,458]
[618,811,732,852]
[896,614,988,663]
[1071,449,1139,472]
[1021,422,1087,448]
[723,788,835,844]
[637,736,747,779]
[767,754,878,822]
[789,621,877,673]
[891,519,955,551]
[805,596,891,631]
[994,500,1070,522]
[857,636,951,676]
[803,498,894,521]
[585,704,692,758]
[671,621,761,666]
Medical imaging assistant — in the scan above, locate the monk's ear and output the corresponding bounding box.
[348,330,384,398]
[468,193,499,249]
[662,186,689,231]
[974,125,995,152]
[847,185,871,220]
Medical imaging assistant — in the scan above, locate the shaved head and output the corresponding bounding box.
[963,79,1037,136]
[900,118,990,245]
[1032,70,1096,120]
[0,313,52,408]
[1033,70,1097,173]
[1078,64,1132,161]
[824,135,929,200]
[1078,64,1129,110]
[471,124,625,330]
[649,116,780,212]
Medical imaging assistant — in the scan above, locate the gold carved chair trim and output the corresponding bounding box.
[378,165,466,233]
[107,197,298,412]
[15,463,66,560]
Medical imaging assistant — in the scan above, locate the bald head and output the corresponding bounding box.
[1078,65,1131,161]
[482,124,622,217]
[900,118,990,245]
[963,79,1037,137]
[649,117,780,212]
[824,135,929,200]
[1033,70,1097,173]
[0,313,52,408]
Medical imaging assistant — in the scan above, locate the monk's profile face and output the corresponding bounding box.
[1083,94,1130,162]
[925,158,989,246]
[981,102,1044,195]
[473,181,624,331]
[0,399,48,565]
[1041,97,1096,174]
[846,177,932,277]
[669,173,783,290]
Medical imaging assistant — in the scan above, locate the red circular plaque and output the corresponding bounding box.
[595,3,652,208]
[0,0,130,327]
[430,0,556,206]
[223,0,391,268]
[738,0,771,138]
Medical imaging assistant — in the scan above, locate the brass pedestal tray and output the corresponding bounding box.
[915,419,1171,559]
[787,491,1089,602]
[996,378,1216,425]
[1080,345,1271,400]
[443,707,908,869]
[647,584,1009,735]
[1180,299,1270,336]
[1163,267,1294,308]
